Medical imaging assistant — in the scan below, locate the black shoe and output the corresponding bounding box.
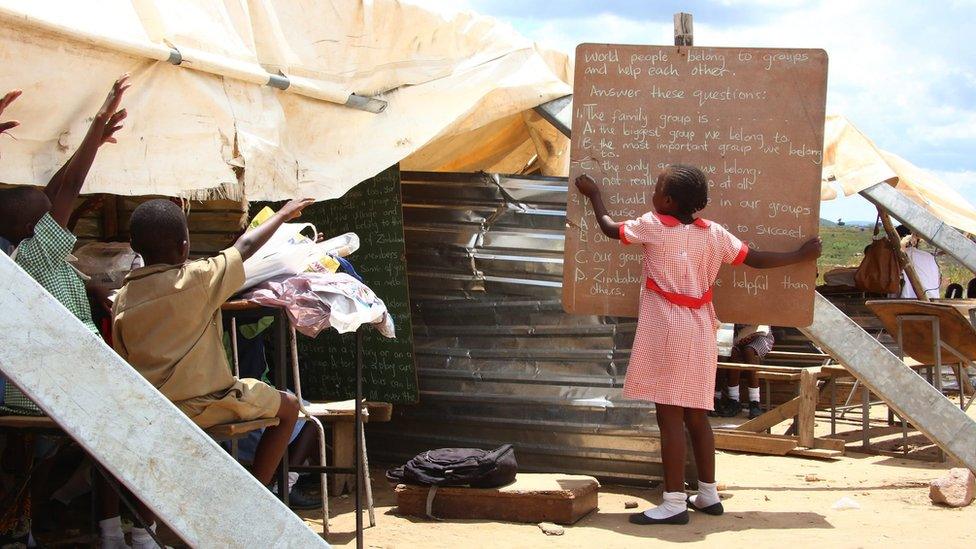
[273,485,322,510]
[629,510,689,525]
[708,398,722,417]
[717,398,741,418]
[748,400,763,419]
[686,495,725,516]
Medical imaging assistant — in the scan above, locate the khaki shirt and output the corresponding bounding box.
[113,247,244,403]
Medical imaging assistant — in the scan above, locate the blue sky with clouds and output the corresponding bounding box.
[430,0,976,223]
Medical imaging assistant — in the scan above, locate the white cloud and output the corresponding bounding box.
[932,169,976,190]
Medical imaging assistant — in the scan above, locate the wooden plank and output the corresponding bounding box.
[737,396,800,433]
[787,447,842,459]
[713,430,797,456]
[798,368,819,447]
[0,253,326,547]
[205,418,280,439]
[0,415,58,429]
[812,437,846,452]
[563,44,827,326]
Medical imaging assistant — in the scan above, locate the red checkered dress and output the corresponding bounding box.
[619,212,748,410]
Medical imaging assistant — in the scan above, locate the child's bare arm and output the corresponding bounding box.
[0,89,22,135]
[743,237,822,269]
[46,75,130,227]
[234,198,315,261]
[575,174,621,240]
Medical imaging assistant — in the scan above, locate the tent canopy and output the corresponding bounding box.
[0,0,571,201]
[822,114,976,236]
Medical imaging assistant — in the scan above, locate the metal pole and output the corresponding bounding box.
[355,328,364,549]
[0,5,386,113]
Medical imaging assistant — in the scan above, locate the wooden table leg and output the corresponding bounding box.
[330,422,355,495]
[798,369,818,448]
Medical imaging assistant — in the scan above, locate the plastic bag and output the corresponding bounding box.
[243,272,395,338]
[73,242,144,288]
[242,207,340,289]
[317,232,360,257]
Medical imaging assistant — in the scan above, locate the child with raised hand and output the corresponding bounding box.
[575,165,821,525]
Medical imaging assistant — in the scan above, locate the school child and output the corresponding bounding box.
[726,325,774,419]
[112,197,313,487]
[0,78,128,547]
[574,166,821,525]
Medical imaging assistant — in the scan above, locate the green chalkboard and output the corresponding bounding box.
[252,166,418,403]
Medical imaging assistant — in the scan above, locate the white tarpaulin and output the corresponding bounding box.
[822,114,976,235]
[0,0,571,200]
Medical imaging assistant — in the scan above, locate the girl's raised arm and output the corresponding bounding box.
[575,174,621,240]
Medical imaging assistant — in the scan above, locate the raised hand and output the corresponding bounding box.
[574,174,600,198]
[0,89,23,135]
[278,198,315,221]
[95,74,131,145]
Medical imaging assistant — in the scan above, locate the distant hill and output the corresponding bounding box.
[820,218,838,227]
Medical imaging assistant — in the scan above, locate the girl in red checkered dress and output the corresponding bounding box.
[575,165,821,525]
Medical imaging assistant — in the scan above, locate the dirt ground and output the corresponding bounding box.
[303,403,976,548]
[307,451,971,549]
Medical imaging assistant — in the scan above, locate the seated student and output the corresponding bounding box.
[113,198,314,490]
[0,78,127,548]
[946,283,964,299]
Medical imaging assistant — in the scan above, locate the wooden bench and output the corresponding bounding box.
[0,414,279,441]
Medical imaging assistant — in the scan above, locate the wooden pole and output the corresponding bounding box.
[674,13,694,46]
[878,207,930,301]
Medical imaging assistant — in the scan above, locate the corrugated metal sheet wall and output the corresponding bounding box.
[367,171,665,484]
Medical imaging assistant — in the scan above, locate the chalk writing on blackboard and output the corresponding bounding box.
[564,44,827,327]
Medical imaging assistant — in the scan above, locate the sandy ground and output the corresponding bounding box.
[300,404,976,548]
[305,452,972,549]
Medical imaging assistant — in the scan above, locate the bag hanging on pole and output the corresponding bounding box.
[854,215,902,294]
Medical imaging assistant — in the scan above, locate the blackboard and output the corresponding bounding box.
[563,44,827,327]
[253,166,418,403]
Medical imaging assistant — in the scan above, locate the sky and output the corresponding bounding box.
[420,0,976,223]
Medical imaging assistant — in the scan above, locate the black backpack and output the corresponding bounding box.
[386,445,517,488]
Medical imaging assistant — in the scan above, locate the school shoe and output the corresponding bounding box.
[686,495,725,516]
[748,401,763,419]
[273,485,322,510]
[717,398,741,418]
[628,510,689,525]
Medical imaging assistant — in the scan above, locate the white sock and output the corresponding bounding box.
[689,480,721,508]
[99,516,124,539]
[727,385,740,402]
[748,387,761,402]
[287,471,299,492]
[131,522,157,549]
[714,390,722,400]
[642,491,687,519]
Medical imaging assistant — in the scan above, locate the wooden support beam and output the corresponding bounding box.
[798,368,820,447]
[879,208,929,301]
[713,431,797,456]
[737,396,801,433]
[673,13,694,46]
[787,448,843,459]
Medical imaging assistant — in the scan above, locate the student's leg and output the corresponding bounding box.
[251,391,300,485]
[685,407,723,513]
[630,403,688,524]
[742,347,763,418]
[725,348,743,408]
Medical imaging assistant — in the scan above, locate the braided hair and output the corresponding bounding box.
[662,164,709,215]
